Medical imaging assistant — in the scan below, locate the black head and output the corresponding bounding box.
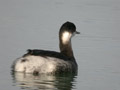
[59,21,80,45]
[59,21,80,34]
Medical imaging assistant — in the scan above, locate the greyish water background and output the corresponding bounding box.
[0,0,120,90]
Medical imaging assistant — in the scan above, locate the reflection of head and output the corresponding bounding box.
[12,72,77,90]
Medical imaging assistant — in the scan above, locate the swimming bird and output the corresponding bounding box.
[12,21,80,75]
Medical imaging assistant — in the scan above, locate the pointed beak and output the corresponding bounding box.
[76,31,80,34]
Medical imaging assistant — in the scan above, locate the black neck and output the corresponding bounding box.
[59,38,75,60]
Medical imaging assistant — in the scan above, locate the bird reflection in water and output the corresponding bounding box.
[11,72,77,90]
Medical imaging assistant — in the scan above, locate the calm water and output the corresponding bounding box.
[0,0,120,90]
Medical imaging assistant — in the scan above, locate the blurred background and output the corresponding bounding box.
[0,0,120,90]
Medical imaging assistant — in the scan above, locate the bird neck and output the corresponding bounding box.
[59,38,75,59]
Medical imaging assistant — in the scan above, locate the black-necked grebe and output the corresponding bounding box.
[12,21,80,74]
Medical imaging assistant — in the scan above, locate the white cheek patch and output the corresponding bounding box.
[62,31,72,44]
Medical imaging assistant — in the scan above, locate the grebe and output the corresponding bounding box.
[12,21,80,74]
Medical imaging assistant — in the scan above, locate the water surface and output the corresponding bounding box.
[0,0,120,90]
